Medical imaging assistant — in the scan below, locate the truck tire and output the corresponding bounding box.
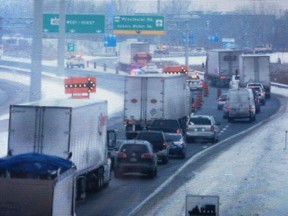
[114,169,122,178]
[87,172,98,192]
[162,156,169,164]
[96,168,104,192]
[76,177,87,201]
[149,167,157,179]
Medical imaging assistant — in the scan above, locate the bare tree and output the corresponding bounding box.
[234,0,280,15]
[160,0,191,15]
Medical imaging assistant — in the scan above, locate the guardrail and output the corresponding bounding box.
[271,82,288,88]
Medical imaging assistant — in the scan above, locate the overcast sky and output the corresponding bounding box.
[134,0,288,13]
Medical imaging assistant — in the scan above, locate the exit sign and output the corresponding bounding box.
[43,14,105,34]
[113,15,165,35]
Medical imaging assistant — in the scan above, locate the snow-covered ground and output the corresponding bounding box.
[0,54,288,216]
[138,86,288,216]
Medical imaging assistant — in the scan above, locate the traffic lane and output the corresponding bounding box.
[0,77,29,132]
[76,114,209,216]
[76,142,208,216]
[190,87,280,142]
[76,87,281,216]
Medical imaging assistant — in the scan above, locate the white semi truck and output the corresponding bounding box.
[205,49,243,87]
[1,99,116,212]
[118,39,151,72]
[239,54,271,98]
[123,74,192,139]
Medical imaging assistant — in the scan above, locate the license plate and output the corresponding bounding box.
[130,158,137,162]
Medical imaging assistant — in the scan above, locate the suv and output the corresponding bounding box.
[246,84,266,105]
[246,82,269,99]
[224,88,256,122]
[135,130,169,164]
[148,119,184,134]
[114,140,157,179]
[186,114,220,143]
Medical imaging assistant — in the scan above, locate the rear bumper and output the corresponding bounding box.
[116,163,155,174]
[186,131,215,139]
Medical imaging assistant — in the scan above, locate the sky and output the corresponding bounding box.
[134,0,288,13]
[0,53,288,215]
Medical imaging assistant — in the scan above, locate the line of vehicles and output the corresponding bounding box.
[0,44,273,215]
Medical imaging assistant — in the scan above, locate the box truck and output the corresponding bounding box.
[239,54,271,98]
[118,39,151,72]
[123,74,192,139]
[5,99,116,202]
[205,49,243,87]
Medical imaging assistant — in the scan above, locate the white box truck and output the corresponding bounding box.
[239,54,271,98]
[0,153,76,216]
[118,39,151,72]
[123,74,191,139]
[205,49,243,87]
[6,99,116,201]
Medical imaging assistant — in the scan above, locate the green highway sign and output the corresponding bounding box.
[67,42,76,52]
[43,14,105,34]
[113,15,165,35]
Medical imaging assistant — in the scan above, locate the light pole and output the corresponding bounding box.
[57,0,66,76]
[184,19,189,68]
[30,0,43,101]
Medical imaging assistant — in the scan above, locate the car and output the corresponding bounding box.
[224,88,256,122]
[164,132,186,159]
[114,140,158,179]
[65,55,85,68]
[249,88,261,113]
[246,84,266,105]
[187,79,204,91]
[217,92,228,110]
[140,63,162,75]
[191,47,206,56]
[135,130,169,164]
[186,114,220,143]
[154,49,169,55]
[148,119,185,134]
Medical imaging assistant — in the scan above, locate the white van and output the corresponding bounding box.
[224,88,256,123]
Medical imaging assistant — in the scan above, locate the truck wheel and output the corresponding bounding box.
[87,172,98,192]
[148,168,157,179]
[96,168,104,192]
[162,156,169,164]
[114,169,122,178]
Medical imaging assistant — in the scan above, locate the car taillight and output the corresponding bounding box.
[225,105,231,111]
[117,152,127,158]
[163,142,168,149]
[220,75,226,79]
[249,105,254,111]
[141,153,153,159]
[176,129,181,134]
[210,126,215,132]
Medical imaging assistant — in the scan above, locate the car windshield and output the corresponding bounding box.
[137,132,163,142]
[190,117,211,125]
[164,133,182,142]
[120,144,148,154]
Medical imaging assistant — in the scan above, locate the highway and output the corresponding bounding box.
[0,60,281,215]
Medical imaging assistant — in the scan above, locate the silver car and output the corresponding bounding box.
[186,115,220,143]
